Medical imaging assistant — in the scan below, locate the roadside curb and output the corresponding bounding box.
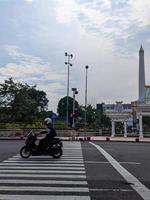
[0,137,21,140]
[0,136,150,143]
[90,140,150,143]
[73,137,150,143]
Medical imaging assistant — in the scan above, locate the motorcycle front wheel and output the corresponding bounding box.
[52,147,63,159]
[20,146,31,158]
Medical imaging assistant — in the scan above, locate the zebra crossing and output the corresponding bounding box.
[0,141,90,200]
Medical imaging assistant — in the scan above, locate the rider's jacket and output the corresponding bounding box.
[40,125,56,139]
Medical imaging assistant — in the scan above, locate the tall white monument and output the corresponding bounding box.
[132,45,150,138]
[139,46,145,101]
[139,45,150,101]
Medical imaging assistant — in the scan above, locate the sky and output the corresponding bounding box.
[0,0,150,112]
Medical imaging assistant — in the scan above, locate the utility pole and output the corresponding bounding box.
[72,88,78,128]
[85,65,89,128]
[65,52,73,127]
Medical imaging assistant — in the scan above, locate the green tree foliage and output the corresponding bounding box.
[0,78,48,122]
[100,112,111,128]
[57,96,111,129]
[143,116,150,131]
[38,110,53,120]
[86,105,96,126]
[57,96,79,120]
[76,105,111,129]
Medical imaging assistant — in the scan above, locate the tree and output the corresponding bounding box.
[77,105,111,129]
[57,96,79,120]
[143,116,150,131]
[72,104,97,128]
[0,78,49,122]
[57,96,111,129]
[38,110,53,120]
[100,113,111,128]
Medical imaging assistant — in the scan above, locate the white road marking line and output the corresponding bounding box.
[0,195,90,200]
[9,157,83,160]
[62,154,83,156]
[90,142,150,200]
[60,152,82,153]
[13,155,83,159]
[63,152,82,153]
[8,158,83,162]
[0,163,84,166]
[120,162,141,165]
[90,188,133,192]
[62,153,83,155]
[63,151,82,152]
[0,179,88,185]
[12,153,83,159]
[0,166,85,170]
[84,161,109,164]
[0,170,85,174]
[84,161,140,165]
[0,174,86,178]
[3,160,84,163]
[63,149,82,150]
[60,156,83,158]
[64,148,82,149]
[0,186,89,192]
[3,160,84,165]
[58,152,82,153]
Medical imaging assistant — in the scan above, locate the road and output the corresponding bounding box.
[0,140,150,199]
[82,141,150,200]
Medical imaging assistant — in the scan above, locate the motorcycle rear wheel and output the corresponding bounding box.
[52,147,63,158]
[20,146,31,158]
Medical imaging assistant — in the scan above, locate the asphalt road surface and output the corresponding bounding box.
[0,140,150,199]
[82,141,150,200]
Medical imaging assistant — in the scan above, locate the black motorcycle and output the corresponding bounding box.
[20,131,63,159]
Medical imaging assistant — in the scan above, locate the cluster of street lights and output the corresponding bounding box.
[65,52,89,128]
[65,52,73,127]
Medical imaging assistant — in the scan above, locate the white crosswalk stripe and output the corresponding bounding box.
[0,166,85,170]
[0,163,84,167]
[0,195,90,200]
[0,180,88,185]
[3,160,84,163]
[0,141,90,200]
[0,174,86,178]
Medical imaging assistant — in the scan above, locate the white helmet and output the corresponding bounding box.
[44,118,52,125]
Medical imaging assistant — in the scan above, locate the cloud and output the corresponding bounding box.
[2,45,65,80]
[1,0,150,111]
[147,39,150,43]
[55,0,150,55]
[24,0,33,4]
[55,0,77,24]
[130,0,150,27]
[0,45,66,110]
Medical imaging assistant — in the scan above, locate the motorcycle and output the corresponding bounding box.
[20,130,63,159]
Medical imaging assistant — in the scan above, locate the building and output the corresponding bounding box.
[97,102,133,137]
[97,46,150,137]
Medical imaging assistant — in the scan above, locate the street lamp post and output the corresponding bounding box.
[65,52,73,127]
[72,88,78,128]
[85,65,89,129]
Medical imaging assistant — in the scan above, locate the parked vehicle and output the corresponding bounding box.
[20,130,63,159]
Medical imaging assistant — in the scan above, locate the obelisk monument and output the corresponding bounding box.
[139,45,145,101]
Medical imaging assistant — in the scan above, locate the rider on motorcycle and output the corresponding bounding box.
[38,118,56,152]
